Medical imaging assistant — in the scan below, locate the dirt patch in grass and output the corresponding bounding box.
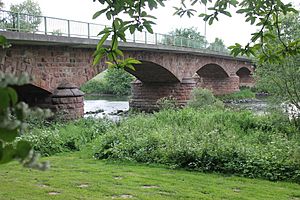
[77,183,89,188]
[48,191,60,195]
[112,194,133,199]
[113,176,123,180]
[141,185,159,189]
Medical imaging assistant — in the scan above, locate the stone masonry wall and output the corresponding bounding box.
[130,78,196,111]
[196,75,240,95]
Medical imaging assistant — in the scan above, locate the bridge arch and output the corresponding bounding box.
[196,63,229,78]
[125,60,180,83]
[12,84,52,107]
[236,67,255,87]
[194,63,239,95]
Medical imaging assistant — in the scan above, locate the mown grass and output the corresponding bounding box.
[0,151,300,200]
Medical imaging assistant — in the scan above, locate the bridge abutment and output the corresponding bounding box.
[130,78,196,111]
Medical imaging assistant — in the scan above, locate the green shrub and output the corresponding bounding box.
[80,79,109,94]
[92,108,300,182]
[156,96,178,110]
[187,88,224,109]
[22,118,113,156]
[218,88,256,101]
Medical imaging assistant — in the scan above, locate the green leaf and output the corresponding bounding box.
[129,25,135,34]
[93,54,102,66]
[97,32,110,50]
[220,11,232,17]
[115,49,124,57]
[7,87,18,106]
[126,58,141,64]
[93,8,108,19]
[208,17,214,25]
[0,128,18,143]
[144,24,154,34]
[0,144,15,164]
[0,35,7,46]
[106,11,112,20]
[125,64,136,71]
[16,140,31,160]
[0,88,9,110]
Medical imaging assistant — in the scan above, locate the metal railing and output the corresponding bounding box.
[0,9,230,55]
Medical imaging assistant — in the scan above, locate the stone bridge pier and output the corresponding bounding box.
[130,78,197,111]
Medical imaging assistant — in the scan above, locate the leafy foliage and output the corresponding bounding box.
[92,0,299,67]
[255,13,300,127]
[187,88,224,109]
[0,73,50,169]
[217,87,255,101]
[175,0,299,60]
[81,68,135,96]
[92,108,300,182]
[208,37,228,52]
[5,0,42,32]
[23,118,113,156]
[163,27,208,48]
[156,96,179,110]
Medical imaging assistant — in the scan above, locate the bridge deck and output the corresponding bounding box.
[0,31,251,63]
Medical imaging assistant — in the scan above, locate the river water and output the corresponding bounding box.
[84,95,271,121]
[84,95,129,121]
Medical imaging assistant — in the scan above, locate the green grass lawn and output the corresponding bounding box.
[0,152,300,200]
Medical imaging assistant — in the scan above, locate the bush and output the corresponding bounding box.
[217,88,256,101]
[92,108,300,182]
[80,79,109,94]
[22,118,113,156]
[156,96,178,110]
[187,88,224,109]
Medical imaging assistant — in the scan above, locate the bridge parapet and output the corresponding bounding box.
[0,9,248,58]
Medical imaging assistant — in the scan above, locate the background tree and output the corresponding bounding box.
[208,38,228,52]
[256,13,300,116]
[6,0,42,32]
[81,68,135,96]
[162,27,208,49]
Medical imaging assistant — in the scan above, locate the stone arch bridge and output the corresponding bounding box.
[0,31,254,119]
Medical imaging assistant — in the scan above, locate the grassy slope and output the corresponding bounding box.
[0,152,299,200]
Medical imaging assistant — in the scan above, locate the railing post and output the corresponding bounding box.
[145,32,147,44]
[17,12,20,31]
[67,20,70,37]
[87,23,90,38]
[155,33,158,45]
[180,37,183,47]
[44,17,47,35]
[133,32,136,43]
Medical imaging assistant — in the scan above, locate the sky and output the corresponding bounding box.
[2,0,299,46]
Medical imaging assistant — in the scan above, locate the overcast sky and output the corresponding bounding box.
[2,0,299,46]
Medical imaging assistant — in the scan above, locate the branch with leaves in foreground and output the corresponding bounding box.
[0,36,51,170]
[92,0,299,68]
